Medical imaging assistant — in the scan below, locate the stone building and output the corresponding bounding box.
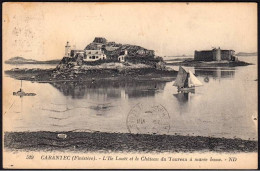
[93,37,107,44]
[194,47,236,61]
[118,50,127,62]
[70,50,85,58]
[64,41,107,62]
[221,50,236,60]
[84,49,107,61]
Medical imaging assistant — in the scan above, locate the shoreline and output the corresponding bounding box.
[4,131,258,153]
[4,68,177,82]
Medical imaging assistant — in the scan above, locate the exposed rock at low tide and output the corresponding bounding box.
[4,132,258,153]
[5,66,177,82]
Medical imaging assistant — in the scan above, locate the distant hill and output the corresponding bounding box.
[5,57,60,64]
[236,52,257,56]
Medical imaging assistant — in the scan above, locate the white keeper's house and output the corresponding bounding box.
[84,49,107,61]
[64,41,107,62]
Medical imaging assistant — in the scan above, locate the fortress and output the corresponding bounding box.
[194,48,237,61]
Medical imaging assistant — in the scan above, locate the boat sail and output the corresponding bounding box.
[173,66,203,91]
[188,70,203,87]
[173,66,188,88]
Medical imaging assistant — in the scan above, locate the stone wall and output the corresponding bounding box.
[93,37,107,44]
[105,46,119,51]
[221,50,233,60]
[194,50,214,61]
[195,49,235,61]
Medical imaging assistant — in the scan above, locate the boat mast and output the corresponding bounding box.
[20,80,23,91]
[187,74,191,88]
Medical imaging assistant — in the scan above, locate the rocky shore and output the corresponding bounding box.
[4,67,177,82]
[4,132,257,153]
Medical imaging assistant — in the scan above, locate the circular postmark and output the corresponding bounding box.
[126,103,170,135]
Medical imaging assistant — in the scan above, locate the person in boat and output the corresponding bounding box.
[184,73,190,88]
[178,73,195,91]
[17,88,23,93]
[183,73,192,88]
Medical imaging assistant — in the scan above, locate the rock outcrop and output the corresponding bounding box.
[84,37,155,60]
[55,37,167,72]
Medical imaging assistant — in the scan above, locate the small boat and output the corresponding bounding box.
[173,66,203,92]
[13,80,36,97]
[13,90,36,96]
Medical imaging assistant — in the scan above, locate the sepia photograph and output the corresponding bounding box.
[2,2,258,169]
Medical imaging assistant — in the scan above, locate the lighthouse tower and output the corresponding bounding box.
[65,41,71,57]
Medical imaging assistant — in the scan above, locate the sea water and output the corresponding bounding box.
[3,56,257,140]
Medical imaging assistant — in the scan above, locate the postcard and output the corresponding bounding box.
[2,2,258,169]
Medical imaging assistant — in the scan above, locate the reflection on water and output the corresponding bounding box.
[195,67,235,79]
[173,91,194,104]
[3,56,258,140]
[50,81,166,99]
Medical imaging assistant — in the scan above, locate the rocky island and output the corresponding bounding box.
[167,47,252,67]
[5,37,177,82]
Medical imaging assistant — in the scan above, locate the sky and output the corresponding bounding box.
[3,2,257,60]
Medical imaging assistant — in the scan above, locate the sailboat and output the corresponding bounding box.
[173,66,203,92]
[13,80,36,97]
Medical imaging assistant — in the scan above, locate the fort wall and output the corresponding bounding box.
[194,48,235,61]
[194,51,214,61]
